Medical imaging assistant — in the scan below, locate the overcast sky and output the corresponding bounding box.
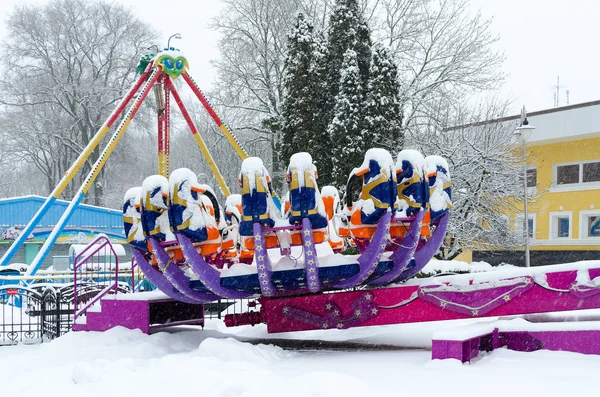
[0,0,598,115]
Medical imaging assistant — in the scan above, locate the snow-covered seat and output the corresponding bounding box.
[425,155,452,222]
[140,175,182,263]
[223,194,242,259]
[285,153,328,244]
[321,185,345,253]
[344,149,396,239]
[168,168,221,256]
[394,150,430,238]
[122,187,147,251]
[238,157,279,251]
[141,175,173,242]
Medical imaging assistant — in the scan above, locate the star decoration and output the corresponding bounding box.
[471,310,479,316]
[258,265,265,270]
[440,301,447,308]
[337,323,344,329]
[303,230,311,236]
[371,308,378,315]
[260,273,266,278]
[262,280,268,285]
[381,243,387,249]
[283,307,290,314]
[365,293,372,300]
[310,275,316,281]
[307,250,313,256]
[322,323,329,329]
[503,295,510,301]
[255,234,261,240]
[304,241,312,247]
[325,303,332,310]
[256,245,263,250]
[333,310,339,317]
[258,255,264,261]
[355,309,362,316]
[525,278,532,285]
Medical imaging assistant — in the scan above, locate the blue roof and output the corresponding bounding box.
[0,195,123,236]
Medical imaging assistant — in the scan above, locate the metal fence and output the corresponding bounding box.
[0,285,73,346]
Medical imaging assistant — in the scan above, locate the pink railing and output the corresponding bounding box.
[73,235,120,322]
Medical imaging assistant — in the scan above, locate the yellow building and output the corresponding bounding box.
[471,100,600,266]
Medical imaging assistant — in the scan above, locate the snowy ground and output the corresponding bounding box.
[3,317,600,396]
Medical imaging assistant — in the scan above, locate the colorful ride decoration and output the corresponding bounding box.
[124,145,452,300]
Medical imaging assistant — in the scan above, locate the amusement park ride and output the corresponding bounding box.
[3,46,600,362]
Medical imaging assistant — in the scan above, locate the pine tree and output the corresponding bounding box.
[280,14,333,186]
[309,30,334,185]
[328,49,367,189]
[325,0,372,123]
[281,14,317,165]
[364,44,404,153]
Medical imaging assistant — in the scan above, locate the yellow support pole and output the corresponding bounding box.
[167,78,232,197]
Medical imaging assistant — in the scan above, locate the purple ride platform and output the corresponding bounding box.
[431,319,600,363]
[72,291,204,334]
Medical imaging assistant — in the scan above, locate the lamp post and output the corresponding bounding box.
[168,33,182,49]
[514,107,535,268]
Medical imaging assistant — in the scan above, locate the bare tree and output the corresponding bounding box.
[0,0,157,205]
[411,99,526,260]
[369,0,505,134]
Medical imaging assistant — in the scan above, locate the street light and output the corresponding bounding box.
[514,106,536,268]
[167,33,182,49]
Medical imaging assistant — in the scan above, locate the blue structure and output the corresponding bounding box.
[0,196,125,268]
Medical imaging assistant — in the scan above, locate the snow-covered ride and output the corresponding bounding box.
[125,145,452,299]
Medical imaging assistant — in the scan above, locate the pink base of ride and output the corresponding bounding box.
[260,263,600,333]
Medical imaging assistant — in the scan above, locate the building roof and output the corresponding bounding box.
[448,100,600,145]
[0,195,123,235]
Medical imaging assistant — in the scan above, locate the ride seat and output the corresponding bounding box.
[321,186,345,253]
[286,153,328,244]
[393,150,430,238]
[346,149,396,239]
[122,187,147,251]
[424,156,452,223]
[238,158,279,253]
[168,168,222,257]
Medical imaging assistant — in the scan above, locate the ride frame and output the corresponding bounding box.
[0,49,263,280]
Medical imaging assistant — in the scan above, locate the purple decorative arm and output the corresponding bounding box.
[149,238,219,302]
[252,223,276,297]
[368,209,424,286]
[395,212,450,282]
[132,248,207,304]
[334,211,392,289]
[302,218,321,293]
[177,234,252,299]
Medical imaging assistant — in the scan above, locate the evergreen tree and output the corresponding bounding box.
[325,0,372,122]
[328,49,367,189]
[309,30,334,185]
[364,44,404,153]
[281,14,317,166]
[280,14,333,185]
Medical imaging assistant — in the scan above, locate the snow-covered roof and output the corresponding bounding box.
[447,100,600,145]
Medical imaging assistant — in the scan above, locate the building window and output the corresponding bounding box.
[549,212,572,239]
[556,164,579,185]
[554,160,600,188]
[557,217,570,237]
[580,211,600,239]
[583,162,600,183]
[526,168,537,188]
[516,213,536,239]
